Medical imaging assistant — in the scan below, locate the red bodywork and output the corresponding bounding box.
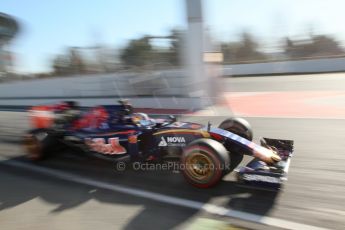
[29,103,109,130]
[29,102,71,129]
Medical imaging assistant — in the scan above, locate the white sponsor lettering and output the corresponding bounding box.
[158,136,186,147]
[243,174,281,184]
[167,136,185,143]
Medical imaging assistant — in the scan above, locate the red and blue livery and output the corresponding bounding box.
[23,100,294,190]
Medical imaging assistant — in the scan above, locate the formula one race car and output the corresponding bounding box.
[23,100,294,190]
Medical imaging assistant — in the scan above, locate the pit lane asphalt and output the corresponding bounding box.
[0,112,344,229]
[1,73,345,229]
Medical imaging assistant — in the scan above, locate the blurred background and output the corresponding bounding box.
[1,1,345,230]
[1,0,345,111]
[2,0,345,77]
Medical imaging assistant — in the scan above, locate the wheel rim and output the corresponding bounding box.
[185,152,215,181]
[23,134,42,160]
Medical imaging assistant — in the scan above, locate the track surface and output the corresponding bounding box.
[1,73,345,229]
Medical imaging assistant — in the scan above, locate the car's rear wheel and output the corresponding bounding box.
[181,138,230,188]
[23,133,43,161]
[23,129,59,161]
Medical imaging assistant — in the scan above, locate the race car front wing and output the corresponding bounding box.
[236,138,294,190]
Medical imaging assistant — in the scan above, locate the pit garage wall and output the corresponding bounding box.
[223,57,345,76]
[0,70,211,111]
[1,57,345,110]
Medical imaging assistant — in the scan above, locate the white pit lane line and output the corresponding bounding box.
[0,156,328,230]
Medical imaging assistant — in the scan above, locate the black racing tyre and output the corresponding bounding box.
[218,117,253,141]
[219,118,252,172]
[23,129,60,161]
[181,138,230,188]
[227,152,243,173]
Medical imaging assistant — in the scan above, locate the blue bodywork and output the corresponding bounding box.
[53,104,293,190]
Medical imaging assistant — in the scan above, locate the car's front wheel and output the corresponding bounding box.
[181,138,230,188]
[219,117,252,172]
[219,117,253,141]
